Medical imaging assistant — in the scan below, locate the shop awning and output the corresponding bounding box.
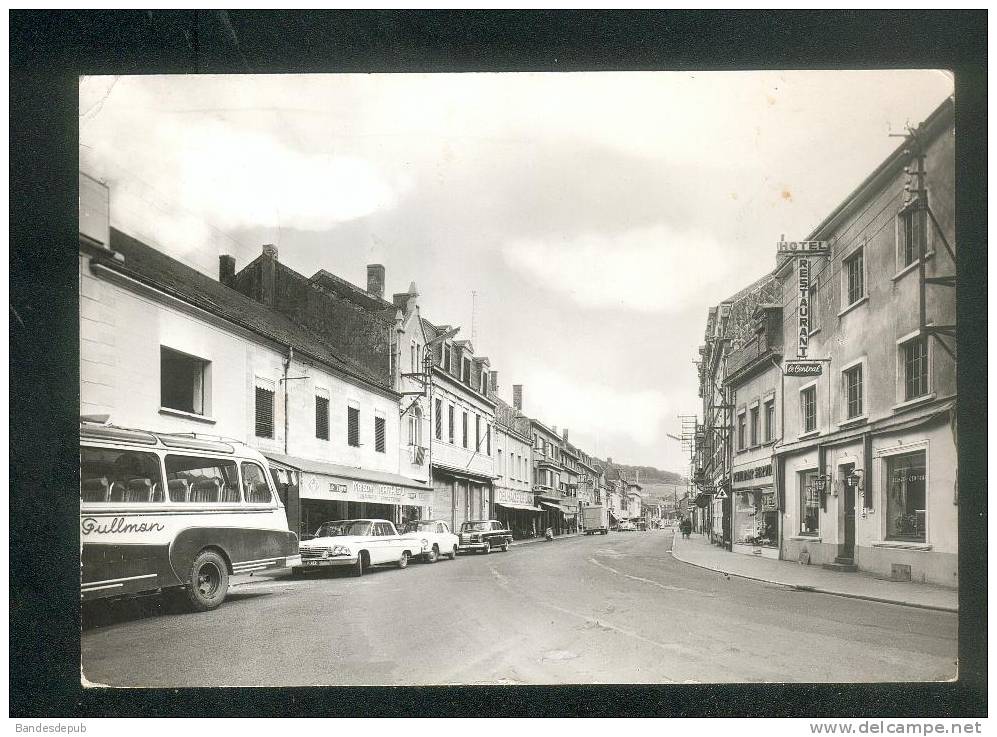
[496,501,543,513]
[540,500,576,515]
[262,451,431,492]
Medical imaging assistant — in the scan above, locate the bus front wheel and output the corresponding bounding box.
[184,549,229,612]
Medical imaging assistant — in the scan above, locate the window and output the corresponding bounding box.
[844,364,863,419]
[886,451,926,542]
[165,455,240,503]
[410,341,417,373]
[801,386,817,433]
[480,372,487,394]
[749,406,759,447]
[442,342,450,371]
[737,412,746,450]
[902,335,929,400]
[315,394,330,440]
[255,380,275,438]
[486,424,491,455]
[497,449,503,478]
[434,398,443,440]
[375,415,386,453]
[448,404,455,444]
[347,406,360,447]
[80,447,165,504]
[475,415,481,451]
[898,205,927,269]
[799,469,820,536]
[807,280,819,332]
[844,248,864,306]
[160,346,209,415]
[764,399,775,442]
[462,412,468,448]
[241,462,273,504]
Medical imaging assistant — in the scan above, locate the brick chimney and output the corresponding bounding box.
[367,264,385,300]
[261,244,278,308]
[219,255,235,286]
[562,428,569,443]
[512,384,523,411]
[489,370,499,393]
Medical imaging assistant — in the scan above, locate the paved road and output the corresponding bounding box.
[81,530,957,686]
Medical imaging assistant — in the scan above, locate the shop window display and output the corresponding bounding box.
[734,489,779,547]
[799,470,820,536]
[886,451,926,542]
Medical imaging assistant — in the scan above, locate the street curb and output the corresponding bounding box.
[509,532,583,548]
[668,538,958,614]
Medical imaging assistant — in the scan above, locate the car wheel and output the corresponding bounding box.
[448,545,457,560]
[352,553,365,577]
[426,545,439,563]
[501,541,510,552]
[183,549,229,612]
[482,541,491,555]
[398,551,410,569]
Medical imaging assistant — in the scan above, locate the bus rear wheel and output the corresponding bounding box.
[184,549,229,612]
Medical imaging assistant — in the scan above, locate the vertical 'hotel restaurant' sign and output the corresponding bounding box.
[778,239,829,361]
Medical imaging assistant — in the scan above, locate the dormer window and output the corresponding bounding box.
[480,371,487,394]
[462,357,471,385]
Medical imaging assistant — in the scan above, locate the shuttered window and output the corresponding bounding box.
[448,405,455,444]
[315,395,330,440]
[255,385,274,438]
[434,398,443,440]
[462,412,468,448]
[348,406,360,447]
[486,424,491,455]
[374,416,386,453]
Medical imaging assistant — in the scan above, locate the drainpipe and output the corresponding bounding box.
[283,346,293,455]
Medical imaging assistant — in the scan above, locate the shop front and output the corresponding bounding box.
[493,487,542,539]
[731,460,779,559]
[536,495,573,536]
[431,465,494,531]
[264,452,431,538]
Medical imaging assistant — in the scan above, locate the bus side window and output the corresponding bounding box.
[81,447,164,505]
[165,455,240,503]
[241,462,272,504]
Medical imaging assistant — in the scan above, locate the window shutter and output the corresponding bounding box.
[434,399,443,440]
[255,385,274,438]
[375,416,386,452]
[348,406,360,447]
[315,395,330,440]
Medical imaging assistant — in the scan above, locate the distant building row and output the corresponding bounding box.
[687,97,956,586]
[79,176,643,540]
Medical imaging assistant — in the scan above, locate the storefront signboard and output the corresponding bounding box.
[302,472,428,508]
[785,360,823,377]
[495,488,534,507]
[777,240,829,255]
[797,257,811,358]
[732,463,773,486]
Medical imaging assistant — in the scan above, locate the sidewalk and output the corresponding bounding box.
[670,533,958,612]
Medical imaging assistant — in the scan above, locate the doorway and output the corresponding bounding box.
[841,464,856,560]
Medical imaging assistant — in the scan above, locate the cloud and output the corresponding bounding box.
[518,368,671,449]
[80,76,405,248]
[502,224,748,313]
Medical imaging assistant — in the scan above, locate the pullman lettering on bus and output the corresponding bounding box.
[81,516,166,535]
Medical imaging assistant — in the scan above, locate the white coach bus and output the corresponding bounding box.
[80,420,301,611]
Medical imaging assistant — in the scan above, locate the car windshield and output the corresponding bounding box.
[403,522,436,533]
[314,521,372,537]
[462,521,491,532]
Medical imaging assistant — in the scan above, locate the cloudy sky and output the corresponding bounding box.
[79,71,953,472]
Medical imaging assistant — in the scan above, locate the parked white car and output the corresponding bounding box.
[400,520,459,563]
[296,519,421,576]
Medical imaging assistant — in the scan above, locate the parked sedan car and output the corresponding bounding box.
[296,519,421,576]
[400,519,459,562]
[457,520,513,554]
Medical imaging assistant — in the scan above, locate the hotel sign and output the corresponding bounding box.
[797,257,811,358]
[777,240,829,255]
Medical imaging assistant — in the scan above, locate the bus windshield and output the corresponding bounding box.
[314,521,372,538]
